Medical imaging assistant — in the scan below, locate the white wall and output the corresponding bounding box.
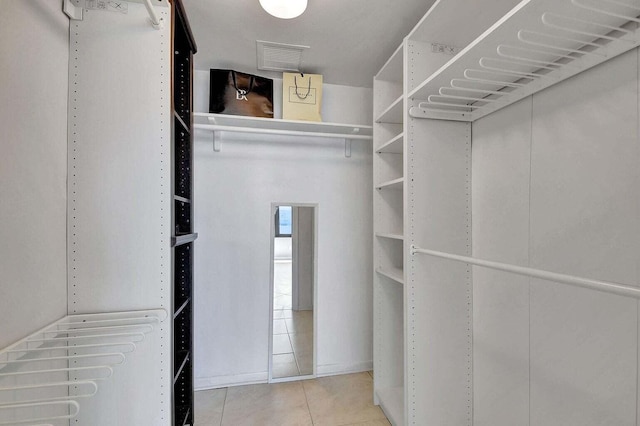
[0,0,69,349]
[472,49,640,426]
[192,70,374,387]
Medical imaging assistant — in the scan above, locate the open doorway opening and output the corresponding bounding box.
[270,204,316,381]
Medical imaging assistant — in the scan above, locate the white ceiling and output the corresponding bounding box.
[181,0,437,88]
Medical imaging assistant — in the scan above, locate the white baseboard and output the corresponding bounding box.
[316,360,373,377]
[194,371,268,390]
[194,361,373,390]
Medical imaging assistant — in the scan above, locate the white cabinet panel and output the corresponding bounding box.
[529,50,640,426]
[472,97,532,426]
[0,0,69,350]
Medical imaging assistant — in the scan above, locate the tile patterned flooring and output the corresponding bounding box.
[273,261,313,378]
[194,371,389,426]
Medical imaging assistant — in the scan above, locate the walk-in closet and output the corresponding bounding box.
[4,0,640,424]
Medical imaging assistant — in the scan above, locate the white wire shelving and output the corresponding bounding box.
[409,0,640,121]
[0,309,167,425]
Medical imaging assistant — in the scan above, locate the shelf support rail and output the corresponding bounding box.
[409,0,640,121]
[194,123,370,158]
[142,0,164,29]
[62,0,164,29]
[0,309,167,424]
[410,245,640,299]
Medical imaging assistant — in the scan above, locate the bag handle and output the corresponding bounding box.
[294,74,312,100]
[231,71,255,96]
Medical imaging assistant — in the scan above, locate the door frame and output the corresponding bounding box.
[268,202,319,383]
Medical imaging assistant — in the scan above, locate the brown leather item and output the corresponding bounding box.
[209,69,274,118]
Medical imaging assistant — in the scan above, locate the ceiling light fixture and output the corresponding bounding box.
[259,0,308,19]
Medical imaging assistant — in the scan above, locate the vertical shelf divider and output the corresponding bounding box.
[171,1,197,425]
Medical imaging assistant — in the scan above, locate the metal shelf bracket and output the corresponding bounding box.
[213,131,221,152]
[344,139,351,158]
[63,0,83,20]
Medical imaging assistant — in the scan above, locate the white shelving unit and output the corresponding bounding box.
[372,41,405,426]
[376,133,404,154]
[375,177,404,191]
[375,96,404,124]
[373,0,640,425]
[375,267,404,285]
[375,233,404,241]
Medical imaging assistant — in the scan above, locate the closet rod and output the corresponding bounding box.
[410,245,640,299]
[0,400,80,426]
[194,123,373,141]
[0,380,98,400]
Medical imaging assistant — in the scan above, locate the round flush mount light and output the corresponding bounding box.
[259,0,308,19]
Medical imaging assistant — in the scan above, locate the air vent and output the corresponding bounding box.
[257,40,309,72]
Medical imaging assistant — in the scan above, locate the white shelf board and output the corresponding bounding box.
[376,43,404,83]
[408,0,640,122]
[376,267,404,285]
[408,0,520,46]
[377,386,404,426]
[194,112,373,140]
[376,232,404,241]
[376,132,404,154]
[375,177,404,191]
[375,95,403,124]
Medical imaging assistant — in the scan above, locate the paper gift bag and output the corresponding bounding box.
[282,73,323,122]
[209,69,274,118]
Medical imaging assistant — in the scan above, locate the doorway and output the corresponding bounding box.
[270,204,317,381]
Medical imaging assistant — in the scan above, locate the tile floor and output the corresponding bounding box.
[273,260,313,378]
[194,371,390,426]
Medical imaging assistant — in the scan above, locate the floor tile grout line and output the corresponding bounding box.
[301,379,316,425]
[197,373,387,426]
[218,387,228,426]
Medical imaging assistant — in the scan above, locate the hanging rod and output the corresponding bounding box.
[54,317,161,330]
[42,323,154,336]
[410,245,640,299]
[0,381,98,405]
[0,400,80,426]
[194,123,373,141]
[572,0,640,24]
[0,352,126,367]
[25,331,147,345]
[0,365,114,380]
[4,342,137,357]
[194,123,369,157]
[496,45,581,69]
